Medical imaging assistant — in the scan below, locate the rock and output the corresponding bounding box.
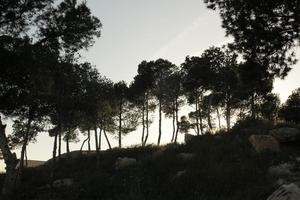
[177,153,195,161]
[184,134,195,143]
[268,163,293,178]
[52,178,73,188]
[174,170,186,179]
[115,157,137,170]
[270,128,300,143]
[267,183,300,200]
[248,135,280,153]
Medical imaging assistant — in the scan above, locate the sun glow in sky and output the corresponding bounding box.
[1,0,300,171]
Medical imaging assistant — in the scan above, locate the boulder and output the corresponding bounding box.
[115,157,137,170]
[248,135,280,153]
[270,128,300,143]
[173,170,186,179]
[177,153,195,161]
[267,183,300,200]
[53,178,73,188]
[268,163,293,178]
[184,134,195,143]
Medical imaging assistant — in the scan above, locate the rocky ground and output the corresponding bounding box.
[2,123,300,200]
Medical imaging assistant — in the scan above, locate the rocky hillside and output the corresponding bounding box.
[4,123,300,200]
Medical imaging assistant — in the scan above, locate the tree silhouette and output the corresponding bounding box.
[279,88,300,124]
[204,0,300,77]
[130,61,156,146]
[152,59,177,145]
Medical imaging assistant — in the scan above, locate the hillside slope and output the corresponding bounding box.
[9,131,299,200]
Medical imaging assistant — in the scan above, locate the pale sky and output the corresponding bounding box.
[1,0,300,170]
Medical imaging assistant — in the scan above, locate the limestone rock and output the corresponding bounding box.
[184,134,195,143]
[268,163,293,178]
[174,170,186,179]
[267,183,300,200]
[53,178,73,188]
[115,157,137,170]
[270,128,300,143]
[248,135,280,153]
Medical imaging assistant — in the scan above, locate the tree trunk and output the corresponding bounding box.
[144,94,149,146]
[103,128,112,150]
[98,128,102,151]
[225,101,231,132]
[94,125,98,152]
[118,99,122,148]
[251,93,256,118]
[157,99,162,146]
[0,116,18,200]
[19,117,32,174]
[66,129,70,153]
[198,95,204,134]
[52,133,58,163]
[58,126,62,159]
[216,107,221,129]
[87,129,91,152]
[207,94,214,130]
[195,93,200,135]
[25,147,28,167]
[141,103,145,146]
[171,109,175,142]
[80,136,89,151]
[174,98,179,142]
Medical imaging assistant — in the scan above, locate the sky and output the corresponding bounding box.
[1,0,300,171]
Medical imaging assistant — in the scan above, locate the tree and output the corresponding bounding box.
[0,1,102,197]
[204,0,300,78]
[130,61,156,146]
[259,93,280,122]
[279,88,300,124]
[211,47,240,131]
[161,71,184,142]
[152,59,177,145]
[114,81,139,148]
[181,53,216,135]
[238,60,273,118]
[178,116,192,135]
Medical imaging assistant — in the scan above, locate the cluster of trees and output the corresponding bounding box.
[0,0,300,199]
[0,0,102,199]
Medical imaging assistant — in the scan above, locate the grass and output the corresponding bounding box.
[10,132,300,200]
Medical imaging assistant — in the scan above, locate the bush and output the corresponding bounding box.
[231,117,274,135]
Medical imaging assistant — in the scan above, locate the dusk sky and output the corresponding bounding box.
[1,0,300,170]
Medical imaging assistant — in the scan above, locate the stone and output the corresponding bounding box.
[248,135,280,153]
[267,183,300,200]
[115,157,137,170]
[52,178,73,188]
[268,163,293,178]
[177,153,195,161]
[270,128,300,143]
[174,170,186,179]
[184,134,195,143]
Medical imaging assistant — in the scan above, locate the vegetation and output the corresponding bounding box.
[0,0,300,199]
[8,130,300,200]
